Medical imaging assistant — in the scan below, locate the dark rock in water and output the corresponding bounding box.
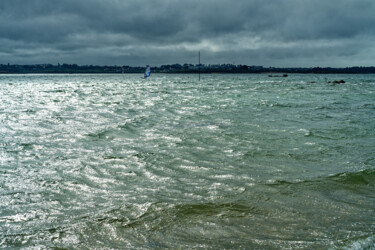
[330,80,345,84]
[268,74,288,77]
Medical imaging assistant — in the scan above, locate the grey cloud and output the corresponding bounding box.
[0,0,374,66]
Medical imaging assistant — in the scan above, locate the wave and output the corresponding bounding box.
[341,235,375,250]
[41,89,67,93]
[85,122,141,140]
[263,168,375,206]
[89,201,268,235]
[2,185,373,249]
[86,129,117,140]
[266,168,375,188]
[75,191,375,248]
[328,168,375,186]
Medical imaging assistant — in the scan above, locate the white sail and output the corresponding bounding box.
[144,65,151,78]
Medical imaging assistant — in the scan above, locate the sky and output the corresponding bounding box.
[1,0,375,67]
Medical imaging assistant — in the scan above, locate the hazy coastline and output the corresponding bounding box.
[1,63,375,74]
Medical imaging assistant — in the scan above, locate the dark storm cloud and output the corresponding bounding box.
[1,0,374,66]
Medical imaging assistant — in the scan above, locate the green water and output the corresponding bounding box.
[1,74,374,249]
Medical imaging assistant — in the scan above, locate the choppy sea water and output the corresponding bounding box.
[0,73,374,249]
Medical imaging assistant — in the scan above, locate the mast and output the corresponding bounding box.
[199,51,200,81]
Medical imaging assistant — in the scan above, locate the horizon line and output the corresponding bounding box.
[1,63,375,68]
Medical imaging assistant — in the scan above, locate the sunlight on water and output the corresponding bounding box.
[0,73,374,248]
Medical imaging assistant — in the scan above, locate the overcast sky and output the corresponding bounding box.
[1,0,375,67]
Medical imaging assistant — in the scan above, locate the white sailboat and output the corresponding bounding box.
[144,65,151,78]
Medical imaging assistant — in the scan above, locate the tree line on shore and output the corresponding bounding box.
[1,63,375,74]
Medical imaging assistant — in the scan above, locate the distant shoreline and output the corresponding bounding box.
[1,64,375,74]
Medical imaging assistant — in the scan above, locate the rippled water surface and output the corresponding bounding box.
[1,74,375,249]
